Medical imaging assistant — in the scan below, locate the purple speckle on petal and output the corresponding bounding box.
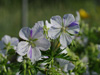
[74,31,78,34]
[68,21,78,27]
[29,47,32,59]
[30,29,33,38]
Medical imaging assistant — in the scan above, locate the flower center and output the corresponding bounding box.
[61,26,68,33]
[28,39,38,47]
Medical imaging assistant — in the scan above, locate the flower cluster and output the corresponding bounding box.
[0,35,19,56]
[0,12,80,75]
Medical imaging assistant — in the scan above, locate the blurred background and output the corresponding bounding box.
[0,0,100,38]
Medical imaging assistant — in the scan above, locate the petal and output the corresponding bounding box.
[32,24,43,39]
[50,19,62,28]
[51,15,62,27]
[60,32,73,47]
[56,58,69,67]
[19,27,31,40]
[97,44,100,51]
[34,36,51,51]
[2,35,11,44]
[11,37,19,47]
[0,49,6,56]
[67,62,75,71]
[0,41,5,50]
[67,22,80,34]
[61,49,67,54]
[16,72,20,75]
[56,58,75,72]
[37,71,45,75]
[48,27,61,39]
[27,46,32,59]
[17,41,29,56]
[30,47,41,63]
[76,11,80,22]
[35,21,44,28]
[45,20,53,28]
[17,56,23,62]
[63,14,75,27]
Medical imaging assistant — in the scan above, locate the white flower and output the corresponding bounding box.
[0,35,19,55]
[37,71,45,75]
[83,65,90,75]
[91,71,98,75]
[97,44,100,58]
[47,13,80,48]
[35,21,44,28]
[76,11,80,22]
[76,36,88,46]
[17,56,23,62]
[45,20,53,28]
[17,22,51,63]
[81,56,88,63]
[60,46,67,54]
[56,58,75,72]
[16,72,20,75]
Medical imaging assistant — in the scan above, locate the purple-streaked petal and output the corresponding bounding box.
[68,21,78,27]
[60,32,73,47]
[67,22,80,34]
[19,27,31,40]
[2,35,11,44]
[63,14,75,27]
[34,36,51,51]
[48,27,61,39]
[51,15,62,26]
[27,46,32,59]
[31,47,41,63]
[17,41,29,56]
[30,29,33,38]
[50,19,62,28]
[32,24,43,39]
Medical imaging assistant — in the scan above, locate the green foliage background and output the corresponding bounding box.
[0,0,100,38]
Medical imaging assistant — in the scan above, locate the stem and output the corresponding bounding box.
[51,58,54,68]
[3,65,7,73]
[31,68,34,74]
[28,69,31,75]
[24,60,26,75]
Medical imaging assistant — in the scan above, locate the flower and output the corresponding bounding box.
[17,56,23,62]
[56,58,75,73]
[45,20,53,29]
[47,13,80,48]
[56,48,75,73]
[17,22,51,63]
[0,35,19,55]
[37,71,45,75]
[97,44,100,58]
[79,9,89,19]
